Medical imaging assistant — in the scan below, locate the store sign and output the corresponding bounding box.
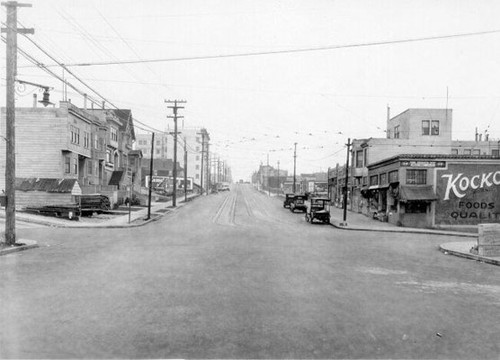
[400,161,446,168]
[436,164,500,225]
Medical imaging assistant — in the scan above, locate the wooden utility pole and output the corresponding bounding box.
[183,136,187,203]
[166,100,186,207]
[2,1,33,245]
[199,132,205,195]
[341,138,351,226]
[146,132,155,220]
[293,142,297,193]
[277,160,280,196]
[207,153,211,193]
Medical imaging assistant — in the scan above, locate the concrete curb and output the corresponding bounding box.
[2,194,201,229]
[0,239,38,256]
[439,242,500,266]
[329,221,477,238]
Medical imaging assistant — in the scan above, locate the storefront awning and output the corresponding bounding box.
[368,184,389,190]
[399,185,438,202]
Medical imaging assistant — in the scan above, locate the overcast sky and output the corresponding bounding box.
[2,0,500,181]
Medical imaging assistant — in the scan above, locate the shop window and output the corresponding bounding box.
[380,173,387,185]
[406,169,427,185]
[389,170,399,183]
[405,201,427,213]
[370,175,379,186]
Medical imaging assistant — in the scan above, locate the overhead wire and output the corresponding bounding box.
[21,28,500,68]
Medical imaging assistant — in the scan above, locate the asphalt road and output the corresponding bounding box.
[1,184,499,359]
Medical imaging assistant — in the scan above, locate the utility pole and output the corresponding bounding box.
[146,132,155,220]
[267,153,270,196]
[184,136,187,203]
[2,1,33,246]
[341,138,351,226]
[217,157,220,184]
[199,132,205,195]
[166,99,186,207]
[293,142,297,193]
[206,143,210,194]
[277,160,280,196]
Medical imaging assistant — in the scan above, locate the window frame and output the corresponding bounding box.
[394,125,400,139]
[406,169,427,185]
[356,150,363,168]
[431,120,440,135]
[422,120,430,135]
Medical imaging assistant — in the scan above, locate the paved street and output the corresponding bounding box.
[1,184,499,359]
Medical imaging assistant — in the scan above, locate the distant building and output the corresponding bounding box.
[135,127,210,187]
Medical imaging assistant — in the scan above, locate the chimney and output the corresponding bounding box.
[33,93,37,108]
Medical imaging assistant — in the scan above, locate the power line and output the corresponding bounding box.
[1,32,165,136]
[21,28,500,68]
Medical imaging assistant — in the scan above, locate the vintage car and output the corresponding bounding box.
[290,194,308,213]
[305,197,331,224]
[283,193,295,208]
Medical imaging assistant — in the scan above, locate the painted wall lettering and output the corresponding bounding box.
[442,171,500,200]
[436,163,500,225]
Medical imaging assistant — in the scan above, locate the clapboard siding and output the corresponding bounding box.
[0,103,95,191]
[16,191,75,209]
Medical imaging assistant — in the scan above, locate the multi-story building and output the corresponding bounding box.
[339,108,499,213]
[328,107,500,229]
[0,101,103,191]
[134,127,210,188]
[0,101,141,207]
[86,108,139,191]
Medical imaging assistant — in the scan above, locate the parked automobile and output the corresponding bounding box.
[305,197,331,224]
[290,194,308,213]
[283,193,295,208]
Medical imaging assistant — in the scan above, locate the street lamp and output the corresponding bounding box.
[16,79,54,107]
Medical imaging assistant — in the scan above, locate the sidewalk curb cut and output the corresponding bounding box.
[0,239,38,256]
[439,243,500,266]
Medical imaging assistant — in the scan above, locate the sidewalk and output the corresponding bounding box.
[328,205,476,238]
[0,194,201,256]
[0,193,200,229]
[327,205,500,266]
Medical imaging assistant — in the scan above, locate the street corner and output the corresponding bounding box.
[440,241,500,266]
[0,239,39,256]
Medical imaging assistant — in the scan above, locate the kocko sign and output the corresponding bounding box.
[436,163,500,225]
